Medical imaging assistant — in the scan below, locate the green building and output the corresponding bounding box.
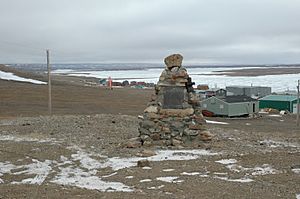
[200,96,259,117]
[259,95,299,113]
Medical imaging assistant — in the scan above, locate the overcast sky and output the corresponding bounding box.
[0,0,300,64]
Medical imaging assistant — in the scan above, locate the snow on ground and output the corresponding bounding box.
[163,169,175,172]
[140,179,152,183]
[205,120,229,125]
[101,149,219,171]
[215,159,237,165]
[0,146,218,192]
[205,120,229,124]
[0,71,46,84]
[125,176,134,179]
[156,176,183,183]
[0,135,57,143]
[259,140,300,148]
[292,168,300,174]
[226,163,280,176]
[147,185,165,190]
[11,159,52,185]
[213,176,254,183]
[268,114,282,117]
[0,136,292,192]
[51,166,133,192]
[180,172,200,176]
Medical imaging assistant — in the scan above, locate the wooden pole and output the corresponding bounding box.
[47,49,52,115]
[297,80,299,126]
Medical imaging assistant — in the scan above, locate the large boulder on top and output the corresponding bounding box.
[164,54,183,69]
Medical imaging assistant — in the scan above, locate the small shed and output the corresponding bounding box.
[200,96,259,117]
[226,86,271,98]
[195,88,226,100]
[259,95,299,113]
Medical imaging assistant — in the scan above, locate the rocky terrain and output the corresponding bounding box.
[0,113,299,199]
[0,64,299,198]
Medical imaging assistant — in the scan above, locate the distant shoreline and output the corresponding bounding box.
[5,63,300,73]
[211,67,300,77]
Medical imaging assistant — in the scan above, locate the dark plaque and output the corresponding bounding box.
[162,87,184,109]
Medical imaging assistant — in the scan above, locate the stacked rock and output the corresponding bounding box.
[138,54,208,147]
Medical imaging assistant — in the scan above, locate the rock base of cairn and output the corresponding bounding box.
[138,54,210,147]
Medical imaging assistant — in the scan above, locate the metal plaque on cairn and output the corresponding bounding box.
[162,87,184,109]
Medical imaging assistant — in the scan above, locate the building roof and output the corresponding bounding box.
[259,95,298,102]
[224,95,257,103]
[226,86,269,88]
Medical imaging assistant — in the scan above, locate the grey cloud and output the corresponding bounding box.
[0,0,300,64]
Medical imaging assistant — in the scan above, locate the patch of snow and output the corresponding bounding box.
[226,164,245,173]
[181,172,200,176]
[142,167,152,170]
[0,71,46,84]
[205,120,229,125]
[0,161,18,175]
[156,176,182,183]
[71,150,103,170]
[251,164,280,176]
[292,168,300,174]
[103,149,218,171]
[259,140,299,148]
[214,176,254,183]
[52,69,75,74]
[213,172,228,175]
[215,159,237,165]
[0,148,218,192]
[296,194,300,199]
[199,174,210,177]
[279,110,287,115]
[0,121,13,126]
[102,172,117,178]
[101,156,142,171]
[258,111,268,114]
[0,135,57,143]
[11,159,52,185]
[163,169,175,172]
[140,179,152,183]
[226,163,280,176]
[268,114,282,117]
[148,149,218,162]
[147,185,165,190]
[51,166,133,192]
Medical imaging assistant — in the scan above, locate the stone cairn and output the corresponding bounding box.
[138,54,210,147]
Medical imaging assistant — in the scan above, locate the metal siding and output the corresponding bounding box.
[260,95,297,101]
[259,100,291,111]
[201,97,259,116]
[201,97,229,116]
[228,102,253,116]
[227,86,271,97]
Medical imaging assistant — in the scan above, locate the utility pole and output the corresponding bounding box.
[297,80,299,126]
[47,49,52,116]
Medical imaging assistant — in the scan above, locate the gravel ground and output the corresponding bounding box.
[0,114,299,199]
[0,65,299,198]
